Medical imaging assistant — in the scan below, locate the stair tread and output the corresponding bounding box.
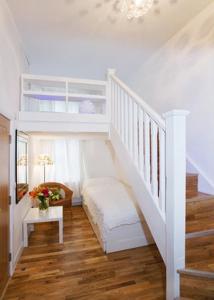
[186,173,198,177]
[186,235,214,266]
[178,268,214,278]
[186,192,214,234]
[182,236,214,298]
[186,192,214,203]
[186,173,198,198]
[186,222,214,234]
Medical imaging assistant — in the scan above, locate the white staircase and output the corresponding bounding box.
[108,69,189,300]
[17,69,189,299]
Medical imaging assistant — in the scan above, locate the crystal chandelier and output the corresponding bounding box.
[120,0,153,19]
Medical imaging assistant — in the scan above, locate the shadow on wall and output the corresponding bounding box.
[130,4,214,193]
[153,10,214,92]
[64,0,180,24]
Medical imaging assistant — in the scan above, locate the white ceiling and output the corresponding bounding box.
[7,0,213,79]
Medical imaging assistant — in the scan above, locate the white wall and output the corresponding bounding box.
[0,0,29,273]
[81,140,119,179]
[29,37,150,83]
[130,3,214,194]
[0,0,27,118]
[7,0,213,83]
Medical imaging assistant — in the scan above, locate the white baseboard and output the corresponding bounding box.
[72,197,82,206]
[11,243,23,276]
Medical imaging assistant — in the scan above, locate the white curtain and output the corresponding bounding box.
[30,137,81,197]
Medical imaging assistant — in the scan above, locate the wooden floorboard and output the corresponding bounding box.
[186,235,214,272]
[4,207,166,300]
[186,194,214,233]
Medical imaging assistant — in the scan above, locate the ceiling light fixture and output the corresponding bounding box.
[120,0,153,19]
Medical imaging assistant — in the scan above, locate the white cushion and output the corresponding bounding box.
[82,176,118,190]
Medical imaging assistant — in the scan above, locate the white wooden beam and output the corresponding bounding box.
[164,109,189,300]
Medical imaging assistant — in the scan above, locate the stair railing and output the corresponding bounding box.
[107,69,189,300]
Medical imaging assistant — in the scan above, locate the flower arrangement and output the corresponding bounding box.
[29,186,61,211]
[29,187,51,211]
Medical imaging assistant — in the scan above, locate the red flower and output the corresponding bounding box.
[42,188,49,197]
[29,186,52,201]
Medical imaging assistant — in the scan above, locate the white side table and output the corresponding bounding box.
[23,206,63,247]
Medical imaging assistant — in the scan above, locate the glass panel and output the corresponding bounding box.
[68,97,106,114]
[24,79,66,93]
[68,82,106,96]
[24,95,66,113]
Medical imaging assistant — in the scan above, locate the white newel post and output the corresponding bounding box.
[106,68,116,123]
[164,110,189,300]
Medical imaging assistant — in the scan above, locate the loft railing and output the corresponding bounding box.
[107,69,189,300]
[21,74,108,116]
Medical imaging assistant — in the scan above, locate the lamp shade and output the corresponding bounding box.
[38,154,53,166]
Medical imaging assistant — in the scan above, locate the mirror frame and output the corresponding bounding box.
[15,130,29,204]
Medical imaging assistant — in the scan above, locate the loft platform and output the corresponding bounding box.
[16,111,110,132]
[17,73,110,132]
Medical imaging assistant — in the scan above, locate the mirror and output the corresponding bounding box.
[15,130,29,203]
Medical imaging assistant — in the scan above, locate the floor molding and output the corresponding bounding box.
[11,243,23,275]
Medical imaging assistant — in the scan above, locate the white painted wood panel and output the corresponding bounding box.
[133,102,139,167]
[159,128,166,212]
[144,113,151,187]
[124,93,129,150]
[138,108,145,179]
[128,98,134,160]
[110,127,166,262]
[151,120,158,200]
[164,110,189,300]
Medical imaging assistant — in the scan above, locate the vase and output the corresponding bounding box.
[39,198,49,215]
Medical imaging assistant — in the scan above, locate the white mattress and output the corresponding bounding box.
[82,177,140,232]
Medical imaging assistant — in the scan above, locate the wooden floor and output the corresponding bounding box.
[4,206,214,300]
[4,207,166,300]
